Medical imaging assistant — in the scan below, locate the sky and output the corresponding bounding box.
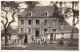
[1,1,79,29]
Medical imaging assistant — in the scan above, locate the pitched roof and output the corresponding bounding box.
[20,6,54,17]
[59,21,72,32]
[20,6,72,32]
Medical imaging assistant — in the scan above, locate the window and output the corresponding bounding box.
[43,11,48,16]
[28,20,31,25]
[21,28,23,33]
[43,12,47,16]
[27,12,32,17]
[52,20,56,26]
[28,28,31,33]
[21,20,24,25]
[18,15,21,17]
[53,29,56,31]
[44,29,47,34]
[45,12,47,16]
[61,25,63,30]
[44,20,48,25]
[36,20,39,25]
[27,13,31,17]
[25,29,28,32]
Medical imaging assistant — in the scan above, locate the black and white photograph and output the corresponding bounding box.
[1,0,79,50]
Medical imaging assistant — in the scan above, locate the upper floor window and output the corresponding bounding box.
[36,20,39,25]
[44,20,48,25]
[28,20,31,25]
[21,20,24,25]
[52,20,56,26]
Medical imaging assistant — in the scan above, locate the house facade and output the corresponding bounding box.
[18,6,72,43]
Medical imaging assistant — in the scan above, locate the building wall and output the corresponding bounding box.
[18,17,72,43]
[18,17,60,35]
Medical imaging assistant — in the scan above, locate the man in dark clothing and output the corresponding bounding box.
[50,34,53,43]
[31,35,35,43]
[24,33,28,44]
[58,37,64,46]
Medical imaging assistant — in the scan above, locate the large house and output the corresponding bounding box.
[18,6,72,43]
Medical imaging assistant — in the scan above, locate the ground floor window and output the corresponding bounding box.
[28,28,31,34]
[21,20,24,25]
[35,28,40,37]
[21,28,24,33]
[61,25,63,30]
[35,30,39,37]
[44,29,48,34]
[52,20,56,26]
[53,29,56,31]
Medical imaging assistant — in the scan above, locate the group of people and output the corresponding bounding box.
[13,34,27,45]
[31,35,67,45]
[57,37,68,46]
[31,35,46,44]
[13,34,67,46]
[13,39,20,45]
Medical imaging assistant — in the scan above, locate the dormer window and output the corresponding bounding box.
[18,15,21,17]
[27,11,32,17]
[43,11,49,16]
[45,12,47,16]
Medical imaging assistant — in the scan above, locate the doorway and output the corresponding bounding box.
[24,35,28,43]
[35,30,39,37]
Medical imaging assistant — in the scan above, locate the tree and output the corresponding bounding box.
[60,1,79,45]
[52,1,79,45]
[69,2,79,45]
[25,1,39,11]
[52,2,65,40]
[1,1,21,46]
[7,25,12,40]
[25,1,39,7]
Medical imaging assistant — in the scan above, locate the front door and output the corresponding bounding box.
[35,30,39,37]
[24,35,27,43]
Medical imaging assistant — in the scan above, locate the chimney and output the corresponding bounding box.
[49,1,54,6]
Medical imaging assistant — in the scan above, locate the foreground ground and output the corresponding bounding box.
[1,44,78,50]
[1,39,78,50]
[1,33,78,50]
